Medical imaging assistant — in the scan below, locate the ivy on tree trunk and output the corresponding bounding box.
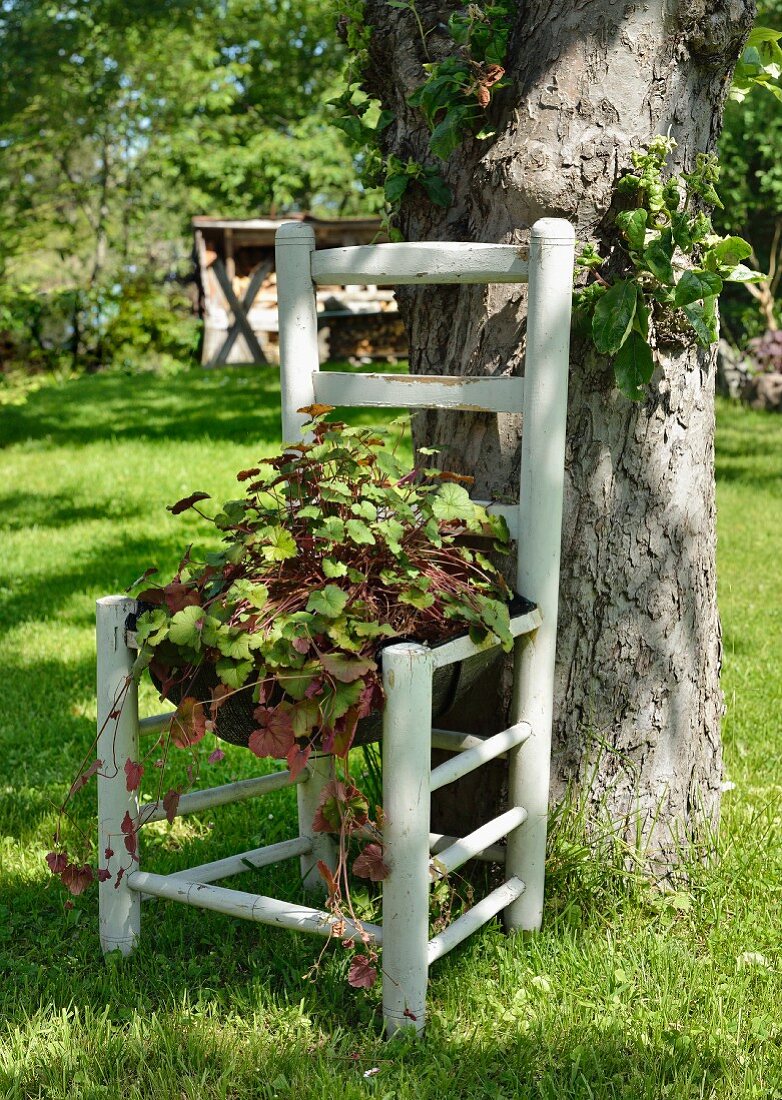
[362,0,755,871]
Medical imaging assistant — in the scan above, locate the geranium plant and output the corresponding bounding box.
[49,407,514,981]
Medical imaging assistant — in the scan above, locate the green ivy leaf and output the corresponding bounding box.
[643,229,675,284]
[315,516,345,542]
[280,665,319,701]
[216,630,252,661]
[613,330,655,401]
[320,653,377,683]
[345,518,376,546]
[306,585,349,619]
[135,609,169,646]
[432,482,475,522]
[430,106,473,159]
[384,173,409,204]
[706,236,753,269]
[260,526,297,562]
[323,558,348,578]
[592,280,637,355]
[168,605,207,649]
[674,270,723,307]
[421,172,452,207]
[616,208,648,252]
[682,302,712,347]
[215,657,253,688]
[724,263,765,284]
[351,500,377,522]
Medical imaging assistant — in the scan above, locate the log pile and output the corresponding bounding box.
[328,312,408,361]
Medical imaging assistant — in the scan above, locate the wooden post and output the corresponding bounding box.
[381,643,433,1037]
[275,222,319,442]
[504,218,575,933]
[96,596,141,955]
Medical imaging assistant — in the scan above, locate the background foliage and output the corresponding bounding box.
[1,0,782,378]
[0,0,367,375]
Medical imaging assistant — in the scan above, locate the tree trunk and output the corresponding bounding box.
[364,0,754,870]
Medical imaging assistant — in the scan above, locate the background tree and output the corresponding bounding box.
[357,0,755,868]
[0,0,366,371]
[718,0,782,336]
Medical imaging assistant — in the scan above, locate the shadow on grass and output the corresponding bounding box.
[1,368,283,450]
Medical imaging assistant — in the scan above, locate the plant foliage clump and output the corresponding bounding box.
[574,136,764,400]
[48,408,514,959]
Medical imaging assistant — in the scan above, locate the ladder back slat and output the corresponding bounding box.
[311,242,529,286]
[313,372,524,413]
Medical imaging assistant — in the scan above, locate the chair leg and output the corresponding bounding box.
[296,752,337,890]
[504,631,552,933]
[96,596,141,955]
[381,643,433,1037]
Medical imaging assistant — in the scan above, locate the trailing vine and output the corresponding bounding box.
[574,137,763,400]
[332,1,512,221]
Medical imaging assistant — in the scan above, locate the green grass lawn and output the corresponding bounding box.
[0,369,780,1099]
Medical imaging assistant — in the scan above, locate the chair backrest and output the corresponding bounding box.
[274,220,574,631]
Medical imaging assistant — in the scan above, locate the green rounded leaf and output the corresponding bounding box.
[592,280,637,355]
[613,330,655,401]
[306,585,349,619]
[674,270,723,307]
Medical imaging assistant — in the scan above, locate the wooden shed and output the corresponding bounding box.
[192,214,407,366]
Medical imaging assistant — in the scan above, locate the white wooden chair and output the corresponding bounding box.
[95,219,574,1036]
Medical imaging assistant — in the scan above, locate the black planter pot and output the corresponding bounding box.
[134,594,533,749]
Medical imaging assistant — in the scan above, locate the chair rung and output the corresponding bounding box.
[139,711,175,734]
[431,728,495,753]
[431,807,526,878]
[162,836,312,886]
[427,876,525,965]
[313,371,524,414]
[429,722,531,792]
[138,769,308,825]
[431,610,541,668]
[430,832,505,864]
[126,870,383,943]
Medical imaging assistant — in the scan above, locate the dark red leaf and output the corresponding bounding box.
[163,582,201,614]
[124,758,144,792]
[210,683,231,714]
[68,757,102,798]
[104,847,114,860]
[248,705,295,759]
[312,780,368,834]
[61,862,94,896]
[126,566,158,592]
[352,843,390,882]
[286,742,311,781]
[403,1008,418,1021]
[208,747,225,764]
[162,789,180,825]
[121,811,138,859]
[168,491,211,515]
[114,867,125,889]
[97,868,111,882]
[46,851,68,875]
[236,467,261,481]
[169,697,207,749]
[347,954,377,989]
[136,587,165,606]
[317,859,339,901]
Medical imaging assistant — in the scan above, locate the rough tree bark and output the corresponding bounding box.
[363,0,754,870]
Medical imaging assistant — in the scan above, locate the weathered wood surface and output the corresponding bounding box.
[313,371,525,412]
[312,242,530,286]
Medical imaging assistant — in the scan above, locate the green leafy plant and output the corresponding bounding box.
[331,2,512,226]
[48,407,514,982]
[731,25,782,102]
[574,137,764,400]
